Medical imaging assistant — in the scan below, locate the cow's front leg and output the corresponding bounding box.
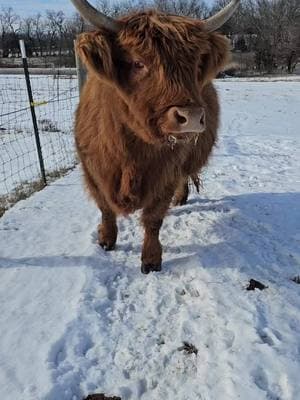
[141,190,174,274]
[98,208,117,251]
[141,217,163,274]
[81,163,118,251]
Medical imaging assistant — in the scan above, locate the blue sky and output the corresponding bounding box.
[3,0,75,16]
[2,0,214,16]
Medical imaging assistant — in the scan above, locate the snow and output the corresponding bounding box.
[0,79,300,400]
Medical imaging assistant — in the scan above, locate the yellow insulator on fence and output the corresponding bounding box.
[30,101,48,107]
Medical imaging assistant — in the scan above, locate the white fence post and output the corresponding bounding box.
[74,39,87,95]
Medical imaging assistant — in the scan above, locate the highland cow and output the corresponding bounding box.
[71,0,240,273]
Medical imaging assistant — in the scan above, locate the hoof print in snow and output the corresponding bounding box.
[246,279,268,291]
[178,341,198,355]
[157,335,165,345]
[84,395,121,400]
[292,276,300,284]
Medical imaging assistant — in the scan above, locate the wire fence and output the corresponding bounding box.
[0,68,79,216]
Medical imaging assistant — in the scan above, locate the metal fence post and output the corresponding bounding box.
[19,39,47,186]
[74,39,87,95]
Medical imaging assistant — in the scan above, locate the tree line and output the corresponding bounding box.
[0,0,299,74]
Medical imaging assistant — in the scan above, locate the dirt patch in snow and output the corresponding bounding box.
[84,395,121,400]
[178,342,198,355]
[246,279,268,291]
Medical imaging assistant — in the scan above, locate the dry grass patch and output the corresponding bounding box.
[0,166,75,217]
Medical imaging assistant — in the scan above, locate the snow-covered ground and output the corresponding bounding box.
[0,80,300,400]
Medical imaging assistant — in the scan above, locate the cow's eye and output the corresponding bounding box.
[133,61,145,69]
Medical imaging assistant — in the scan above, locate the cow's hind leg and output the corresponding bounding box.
[173,174,201,206]
[173,177,189,206]
[141,186,174,274]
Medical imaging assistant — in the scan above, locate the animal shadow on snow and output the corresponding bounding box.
[163,191,300,276]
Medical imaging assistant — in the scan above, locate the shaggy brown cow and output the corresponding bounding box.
[71,0,240,274]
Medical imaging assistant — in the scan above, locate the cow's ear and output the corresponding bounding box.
[76,31,117,82]
[202,33,231,84]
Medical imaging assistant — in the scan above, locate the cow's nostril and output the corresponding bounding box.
[200,113,205,126]
[175,111,188,125]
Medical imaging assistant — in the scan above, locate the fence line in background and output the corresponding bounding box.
[0,40,83,216]
[20,40,47,185]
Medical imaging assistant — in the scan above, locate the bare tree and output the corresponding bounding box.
[31,13,46,57]
[0,0,298,75]
[96,0,148,17]
[45,10,66,58]
[153,0,209,18]
[242,0,300,73]
[64,13,87,56]
[0,7,20,57]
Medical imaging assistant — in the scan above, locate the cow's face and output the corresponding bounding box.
[76,10,232,144]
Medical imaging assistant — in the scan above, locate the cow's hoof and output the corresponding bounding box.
[99,241,115,251]
[141,263,162,274]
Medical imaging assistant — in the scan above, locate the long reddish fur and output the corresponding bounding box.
[74,10,230,270]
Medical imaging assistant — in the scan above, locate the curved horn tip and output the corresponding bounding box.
[70,0,120,32]
[203,0,241,32]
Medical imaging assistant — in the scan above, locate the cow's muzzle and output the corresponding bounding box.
[161,106,206,135]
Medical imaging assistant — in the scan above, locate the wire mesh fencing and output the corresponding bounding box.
[0,69,79,216]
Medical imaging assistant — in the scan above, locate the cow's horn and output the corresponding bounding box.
[203,0,240,32]
[70,0,120,32]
